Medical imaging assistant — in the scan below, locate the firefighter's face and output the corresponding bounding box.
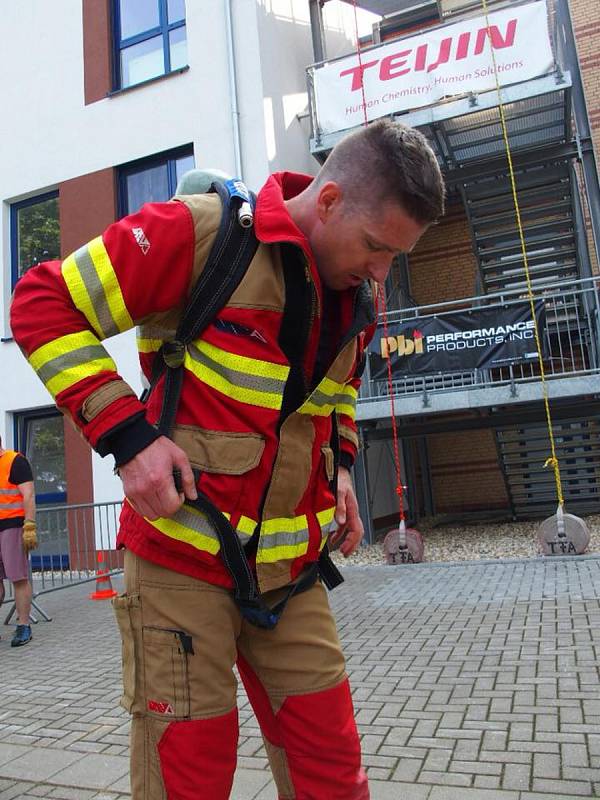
[311,182,428,291]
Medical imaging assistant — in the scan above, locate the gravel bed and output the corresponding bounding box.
[331,513,600,566]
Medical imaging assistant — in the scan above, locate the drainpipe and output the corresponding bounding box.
[225,0,243,178]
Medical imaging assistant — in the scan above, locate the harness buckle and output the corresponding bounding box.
[237,598,279,630]
[162,340,186,369]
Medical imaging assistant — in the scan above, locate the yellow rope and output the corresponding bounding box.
[480,0,564,506]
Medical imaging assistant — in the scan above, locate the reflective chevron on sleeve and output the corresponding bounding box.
[28,331,117,397]
[62,237,133,339]
[298,377,358,420]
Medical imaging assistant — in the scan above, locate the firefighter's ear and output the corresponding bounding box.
[316,181,342,223]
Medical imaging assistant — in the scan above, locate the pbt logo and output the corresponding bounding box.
[380,331,424,359]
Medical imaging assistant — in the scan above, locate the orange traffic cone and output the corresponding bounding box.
[90,551,118,600]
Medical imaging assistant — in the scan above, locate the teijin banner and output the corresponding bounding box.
[313,1,553,134]
[368,301,546,377]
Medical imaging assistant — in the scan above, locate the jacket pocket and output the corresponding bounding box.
[112,593,140,714]
[142,626,194,720]
[172,425,265,474]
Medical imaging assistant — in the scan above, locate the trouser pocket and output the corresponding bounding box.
[143,626,194,720]
[112,592,140,713]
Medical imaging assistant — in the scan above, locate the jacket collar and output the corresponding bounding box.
[254,172,313,253]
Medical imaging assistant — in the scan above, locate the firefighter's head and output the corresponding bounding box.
[289,120,445,291]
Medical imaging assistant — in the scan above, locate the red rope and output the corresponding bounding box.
[352,1,406,522]
[378,286,406,521]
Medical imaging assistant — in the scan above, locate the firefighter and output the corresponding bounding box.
[11,119,444,799]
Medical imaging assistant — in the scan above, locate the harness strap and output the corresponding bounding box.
[155,182,259,437]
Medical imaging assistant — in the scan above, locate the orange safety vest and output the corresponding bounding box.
[0,451,25,521]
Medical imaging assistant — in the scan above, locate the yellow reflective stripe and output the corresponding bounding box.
[257,515,310,564]
[29,331,116,397]
[147,505,220,555]
[29,331,99,372]
[299,378,358,418]
[88,237,133,333]
[336,384,358,420]
[62,254,104,338]
[185,354,286,410]
[257,541,310,563]
[45,357,116,396]
[237,515,257,536]
[318,507,336,550]
[136,337,162,354]
[197,340,289,381]
[62,237,132,339]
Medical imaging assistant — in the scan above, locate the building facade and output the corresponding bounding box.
[308,0,600,534]
[0,0,374,511]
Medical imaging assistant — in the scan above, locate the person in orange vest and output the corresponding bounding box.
[0,437,37,647]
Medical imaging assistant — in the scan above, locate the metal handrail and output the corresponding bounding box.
[360,276,600,402]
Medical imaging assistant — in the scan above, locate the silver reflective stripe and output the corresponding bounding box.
[259,526,310,552]
[1,488,21,496]
[35,344,109,385]
[171,507,220,545]
[188,343,286,395]
[0,502,24,510]
[311,387,354,410]
[73,244,121,338]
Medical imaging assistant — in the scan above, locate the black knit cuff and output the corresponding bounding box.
[97,414,161,467]
[338,451,355,471]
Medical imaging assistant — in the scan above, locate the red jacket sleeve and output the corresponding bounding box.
[10,201,194,460]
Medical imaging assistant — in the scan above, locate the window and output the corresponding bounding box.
[114,0,187,89]
[119,146,194,215]
[15,410,66,505]
[10,192,60,288]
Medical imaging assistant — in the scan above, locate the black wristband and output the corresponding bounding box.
[97,414,161,467]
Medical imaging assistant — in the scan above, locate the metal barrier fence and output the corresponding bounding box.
[1,500,124,623]
[360,276,600,402]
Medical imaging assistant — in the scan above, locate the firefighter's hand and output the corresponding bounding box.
[119,436,197,520]
[330,466,364,557]
[22,520,38,554]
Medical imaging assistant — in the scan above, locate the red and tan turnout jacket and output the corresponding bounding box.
[10,173,375,593]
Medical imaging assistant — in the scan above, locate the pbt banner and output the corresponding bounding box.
[368,301,546,377]
[313,1,553,134]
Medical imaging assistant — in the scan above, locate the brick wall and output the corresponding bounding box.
[408,200,479,305]
[426,429,510,514]
[569,0,600,273]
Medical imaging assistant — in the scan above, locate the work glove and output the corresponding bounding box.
[22,520,38,554]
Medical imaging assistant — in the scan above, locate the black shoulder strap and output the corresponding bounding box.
[156,182,259,437]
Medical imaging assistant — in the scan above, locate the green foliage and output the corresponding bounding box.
[18,197,60,276]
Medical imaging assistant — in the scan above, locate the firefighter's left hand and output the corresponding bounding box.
[331,467,364,557]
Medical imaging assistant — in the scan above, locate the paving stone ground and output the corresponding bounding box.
[1,555,600,799]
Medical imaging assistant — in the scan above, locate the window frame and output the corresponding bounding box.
[10,190,60,291]
[117,144,194,217]
[112,0,187,90]
[13,408,66,506]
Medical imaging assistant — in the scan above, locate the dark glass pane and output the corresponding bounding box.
[25,416,66,496]
[125,163,170,213]
[119,0,159,40]
[169,26,187,71]
[17,196,60,278]
[120,35,164,87]
[168,0,186,23]
[175,154,195,185]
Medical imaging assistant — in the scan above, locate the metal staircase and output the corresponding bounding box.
[496,418,600,518]
[462,161,579,294]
